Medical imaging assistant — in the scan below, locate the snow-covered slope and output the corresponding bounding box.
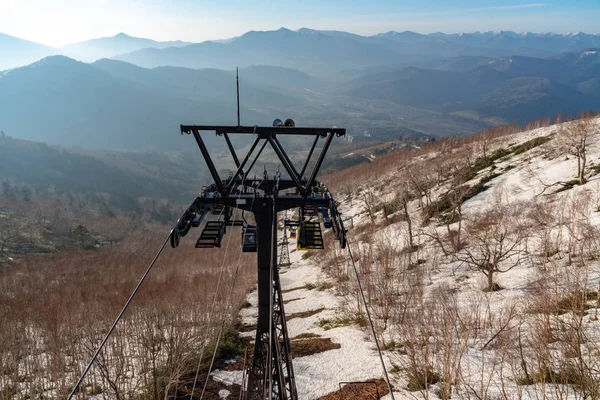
[213,116,600,400]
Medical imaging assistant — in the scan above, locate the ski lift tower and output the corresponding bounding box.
[170,120,347,400]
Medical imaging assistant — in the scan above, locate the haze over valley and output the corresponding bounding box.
[4,2,600,399]
[1,28,600,153]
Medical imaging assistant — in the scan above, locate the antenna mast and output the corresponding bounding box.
[236,67,241,126]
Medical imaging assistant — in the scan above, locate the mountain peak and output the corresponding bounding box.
[30,55,81,67]
[297,28,318,35]
[376,30,426,39]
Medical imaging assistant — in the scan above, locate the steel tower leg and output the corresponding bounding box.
[247,202,297,400]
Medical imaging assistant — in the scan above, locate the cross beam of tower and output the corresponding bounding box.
[171,123,347,400]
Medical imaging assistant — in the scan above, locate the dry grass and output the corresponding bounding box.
[282,285,308,293]
[238,323,257,332]
[322,113,578,193]
[283,297,303,304]
[292,332,322,339]
[288,307,326,320]
[318,378,390,400]
[0,224,256,398]
[291,337,341,358]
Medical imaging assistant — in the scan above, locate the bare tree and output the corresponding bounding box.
[359,187,378,224]
[445,182,471,253]
[398,183,415,249]
[479,131,491,160]
[407,164,435,209]
[456,202,530,291]
[558,115,598,184]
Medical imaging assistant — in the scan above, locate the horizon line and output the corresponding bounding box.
[3,27,600,49]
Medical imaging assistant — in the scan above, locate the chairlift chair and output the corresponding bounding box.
[242,225,257,252]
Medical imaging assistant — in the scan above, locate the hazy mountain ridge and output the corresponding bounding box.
[0,134,211,215]
[2,29,600,151]
[345,48,600,124]
[114,27,402,74]
[112,28,600,74]
[0,55,490,150]
[0,32,193,69]
[4,28,600,72]
[61,32,192,62]
[0,33,60,70]
[0,56,280,150]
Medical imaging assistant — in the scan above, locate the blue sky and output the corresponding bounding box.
[0,0,598,47]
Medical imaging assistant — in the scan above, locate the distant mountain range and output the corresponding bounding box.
[112,28,600,75]
[0,55,447,150]
[0,33,60,70]
[0,56,289,150]
[61,32,191,62]
[3,28,600,72]
[0,32,192,69]
[1,28,599,152]
[345,49,600,123]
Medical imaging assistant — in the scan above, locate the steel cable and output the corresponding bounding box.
[346,239,396,400]
[67,230,173,400]
[196,178,264,399]
[189,204,239,398]
[197,206,242,399]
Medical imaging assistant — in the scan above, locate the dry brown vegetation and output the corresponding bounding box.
[0,217,255,399]
[318,378,390,400]
[324,112,600,193]
[290,337,341,358]
[287,307,326,320]
[3,111,600,399]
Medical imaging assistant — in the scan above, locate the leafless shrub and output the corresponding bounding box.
[455,200,531,291]
[556,113,599,184]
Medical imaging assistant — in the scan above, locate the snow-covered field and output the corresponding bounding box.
[216,117,600,400]
[215,232,402,399]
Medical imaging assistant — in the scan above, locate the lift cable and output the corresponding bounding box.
[190,205,240,399]
[195,178,264,400]
[346,239,396,400]
[67,229,174,400]
[198,207,243,399]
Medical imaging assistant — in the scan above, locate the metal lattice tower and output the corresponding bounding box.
[170,123,347,400]
[278,222,291,267]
